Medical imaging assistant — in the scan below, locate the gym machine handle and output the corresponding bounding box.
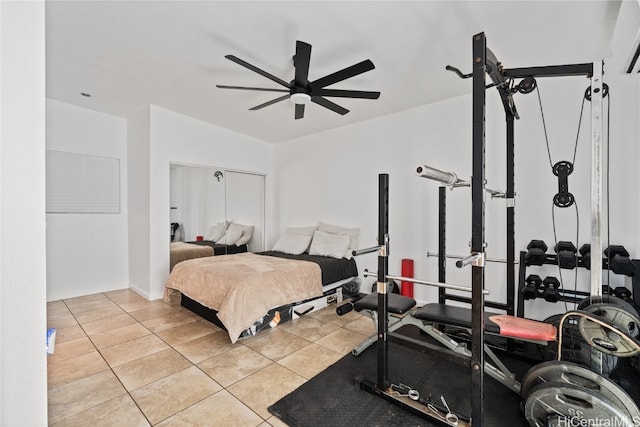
[416,164,460,186]
[455,253,485,268]
[352,245,382,257]
[445,65,472,79]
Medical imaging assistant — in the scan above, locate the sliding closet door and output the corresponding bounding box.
[225,171,265,252]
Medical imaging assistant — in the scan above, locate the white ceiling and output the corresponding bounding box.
[46,1,622,143]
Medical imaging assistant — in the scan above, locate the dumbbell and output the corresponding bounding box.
[525,240,548,266]
[542,276,561,303]
[555,241,577,269]
[604,245,636,276]
[579,244,592,269]
[522,274,544,300]
[613,286,633,301]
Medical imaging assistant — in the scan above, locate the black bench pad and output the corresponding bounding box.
[414,303,501,334]
[354,293,416,315]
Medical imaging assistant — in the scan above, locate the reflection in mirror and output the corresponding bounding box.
[225,170,265,253]
[169,164,265,271]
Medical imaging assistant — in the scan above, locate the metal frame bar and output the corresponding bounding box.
[470,32,487,423]
[438,186,447,305]
[376,173,390,390]
[590,61,604,298]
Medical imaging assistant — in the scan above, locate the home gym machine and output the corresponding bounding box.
[352,32,640,426]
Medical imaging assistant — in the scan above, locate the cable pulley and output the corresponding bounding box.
[584,83,609,101]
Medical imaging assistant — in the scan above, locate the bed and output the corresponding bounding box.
[169,242,214,271]
[168,221,252,271]
[164,223,360,342]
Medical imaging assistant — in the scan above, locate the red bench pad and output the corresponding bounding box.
[489,315,557,341]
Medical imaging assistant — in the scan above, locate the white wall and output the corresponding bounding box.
[127,106,152,299]
[274,60,639,321]
[46,100,129,301]
[0,1,48,424]
[127,105,273,300]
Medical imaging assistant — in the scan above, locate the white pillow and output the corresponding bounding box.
[318,222,360,256]
[234,223,254,246]
[204,222,227,242]
[309,230,350,259]
[273,232,314,255]
[216,223,244,245]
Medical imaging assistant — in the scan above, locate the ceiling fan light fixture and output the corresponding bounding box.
[289,92,311,104]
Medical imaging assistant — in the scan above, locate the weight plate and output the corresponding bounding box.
[578,295,640,320]
[579,302,640,338]
[520,361,640,423]
[578,316,640,358]
[524,381,634,427]
[541,314,618,375]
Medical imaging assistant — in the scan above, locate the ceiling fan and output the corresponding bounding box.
[216,40,380,120]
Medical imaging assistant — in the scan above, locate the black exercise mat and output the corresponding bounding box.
[269,328,531,426]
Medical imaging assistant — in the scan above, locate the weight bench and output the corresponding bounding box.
[352,292,419,356]
[354,294,558,393]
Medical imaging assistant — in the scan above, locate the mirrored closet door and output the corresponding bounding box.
[169,164,265,257]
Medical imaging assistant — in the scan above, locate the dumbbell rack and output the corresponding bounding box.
[516,251,640,318]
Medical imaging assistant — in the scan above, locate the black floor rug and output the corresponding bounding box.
[269,327,533,426]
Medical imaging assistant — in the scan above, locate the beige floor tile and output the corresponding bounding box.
[65,297,112,315]
[281,315,341,341]
[277,343,342,379]
[54,324,87,344]
[142,311,196,333]
[156,389,262,427]
[47,300,70,316]
[198,345,273,387]
[82,312,137,336]
[90,322,151,349]
[47,336,96,365]
[309,305,363,326]
[344,314,376,335]
[118,298,166,313]
[108,291,148,305]
[47,351,109,389]
[242,329,312,361]
[129,303,179,322]
[155,320,218,346]
[51,394,149,427]
[130,366,222,425]
[74,303,125,324]
[48,370,126,424]
[113,348,192,391]
[47,313,79,329]
[100,334,170,367]
[64,293,109,309]
[227,363,306,419]
[315,327,368,355]
[173,330,235,364]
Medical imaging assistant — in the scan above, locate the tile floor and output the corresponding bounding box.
[47,289,374,426]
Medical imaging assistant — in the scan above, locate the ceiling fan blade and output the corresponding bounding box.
[249,94,290,111]
[295,104,305,120]
[310,59,375,88]
[311,97,349,115]
[314,89,380,99]
[216,85,289,93]
[225,55,291,88]
[294,41,312,87]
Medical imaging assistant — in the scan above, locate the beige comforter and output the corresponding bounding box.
[170,242,214,271]
[164,252,322,343]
